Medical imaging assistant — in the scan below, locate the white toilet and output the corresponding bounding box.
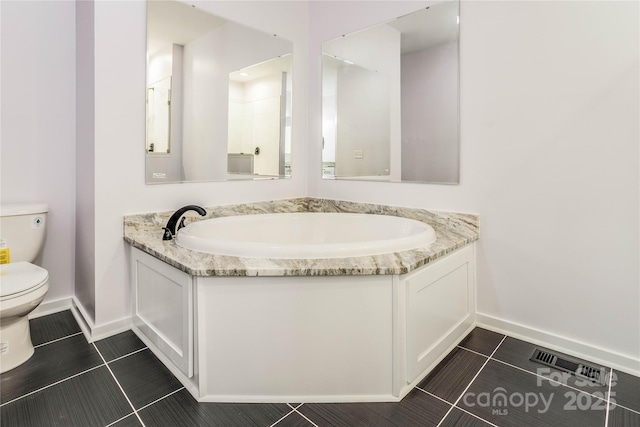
[0,203,50,373]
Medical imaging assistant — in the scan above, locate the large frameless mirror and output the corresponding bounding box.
[321,0,459,184]
[146,0,293,184]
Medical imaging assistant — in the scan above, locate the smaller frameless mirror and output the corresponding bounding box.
[146,0,293,184]
[321,0,460,184]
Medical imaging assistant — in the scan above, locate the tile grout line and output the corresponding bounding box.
[33,331,84,348]
[456,345,491,359]
[0,364,104,407]
[104,412,136,427]
[293,406,320,427]
[419,388,499,427]
[613,402,640,416]
[106,347,148,364]
[436,335,508,427]
[269,408,298,427]
[455,406,500,427]
[135,386,185,413]
[416,387,452,405]
[417,386,500,425]
[289,403,305,410]
[92,343,146,427]
[603,369,614,427]
[451,405,500,426]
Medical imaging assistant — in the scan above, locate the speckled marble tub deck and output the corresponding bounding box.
[123,198,479,276]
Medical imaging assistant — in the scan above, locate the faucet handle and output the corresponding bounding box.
[177,217,187,232]
[162,227,173,241]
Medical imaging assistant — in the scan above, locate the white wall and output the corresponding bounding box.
[310,1,640,361]
[401,41,458,182]
[76,0,96,321]
[1,0,77,304]
[88,0,309,327]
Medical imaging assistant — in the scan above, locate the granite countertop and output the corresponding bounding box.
[123,198,479,277]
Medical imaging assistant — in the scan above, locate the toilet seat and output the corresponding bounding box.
[0,262,49,300]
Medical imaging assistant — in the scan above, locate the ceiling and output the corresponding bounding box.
[147,0,228,56]
[387,0,459,53]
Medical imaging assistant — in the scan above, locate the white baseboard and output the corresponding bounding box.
[29,297,72,319]
[70,297,94,341]
[28,297,130,342]
[89,317,132,342]
[475,313,640,377]
[70,297,132,342]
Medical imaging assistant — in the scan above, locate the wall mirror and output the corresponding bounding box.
[146,0,293,184]
[321,0,459,184]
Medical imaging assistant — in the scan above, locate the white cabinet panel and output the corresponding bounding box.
[405,245,474,382]
[196,275,394,399]
[131,248,193,377]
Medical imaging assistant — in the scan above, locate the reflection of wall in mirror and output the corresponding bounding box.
[321,64,337,165]
[228,73,285,176]
[182,28,228,182]
[401,41,458,182]
[227,153,254,174]
[146,44,184,183]
[283,74,293,176]
[323,24,401,179]
[335,65,391,177]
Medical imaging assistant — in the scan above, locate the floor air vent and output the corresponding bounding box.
[530,348,608,386]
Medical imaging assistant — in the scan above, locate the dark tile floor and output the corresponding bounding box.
[1,311,638,426]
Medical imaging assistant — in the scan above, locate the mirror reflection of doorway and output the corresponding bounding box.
[146,76,171,153]
[228,57,292,177]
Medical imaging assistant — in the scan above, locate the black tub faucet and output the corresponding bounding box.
[162,205,207,240]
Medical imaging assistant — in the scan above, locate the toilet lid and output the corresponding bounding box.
[0,262,49,297]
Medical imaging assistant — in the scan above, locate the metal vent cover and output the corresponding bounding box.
[530,348,608,386]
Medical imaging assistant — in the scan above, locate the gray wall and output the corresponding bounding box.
[401,41,458,183]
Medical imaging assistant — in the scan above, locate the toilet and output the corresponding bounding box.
[0,203,50,373]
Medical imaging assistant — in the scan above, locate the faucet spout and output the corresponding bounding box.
[162,205,207,240]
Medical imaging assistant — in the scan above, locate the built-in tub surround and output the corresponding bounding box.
[123,198,479,276]
[125,199,478,403]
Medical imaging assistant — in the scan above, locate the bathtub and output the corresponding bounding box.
[125,200,478,403]
[176,212,436,259]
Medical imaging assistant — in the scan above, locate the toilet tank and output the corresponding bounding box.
[0,204,48,263]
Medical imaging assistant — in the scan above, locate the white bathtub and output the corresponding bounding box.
[176,212,436,259]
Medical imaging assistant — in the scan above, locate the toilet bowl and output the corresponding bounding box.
[0,203,50,373]
[0,262,49,373]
